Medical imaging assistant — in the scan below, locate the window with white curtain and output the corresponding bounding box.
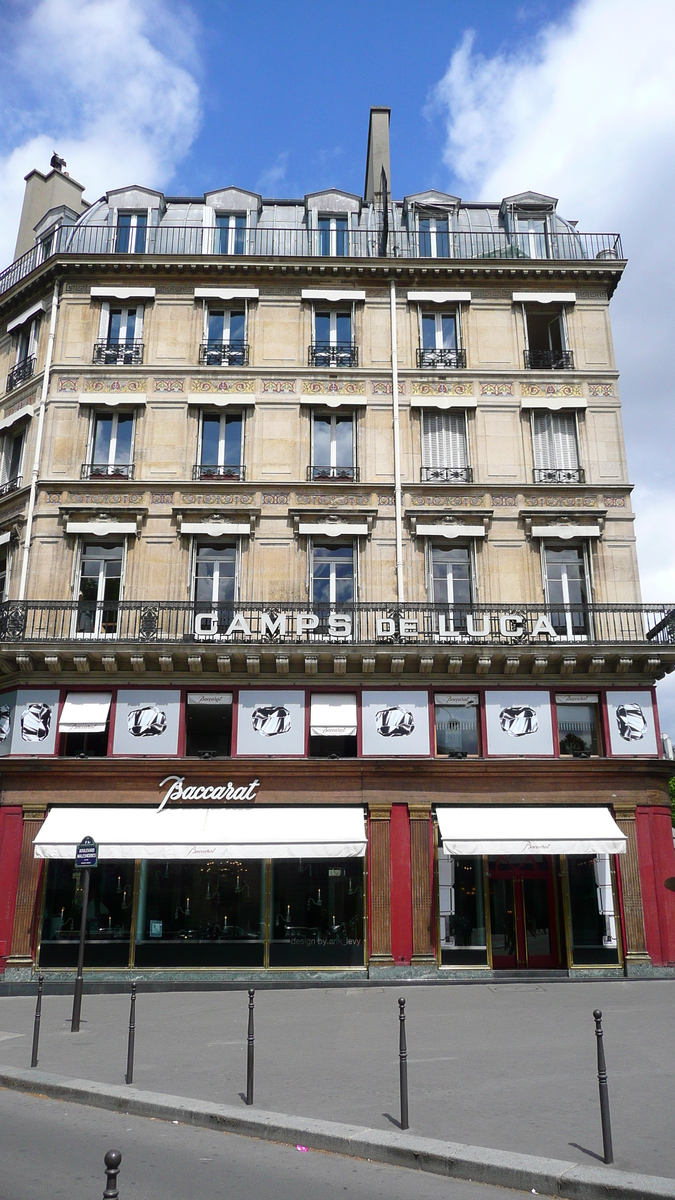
[198,412,243,479]
[311,543,354,605]
[215,213,246,255]
[88,411,134,478]
[418,311,464,368]
[2,427,26,490]
[421,410,470,482]
[95,305,144,365]
[201,308,247,366]
[116,212,147,254]
[531,411,581,483]
[317,216,349,256]
[311,412,355,480]
[76,543,123,637]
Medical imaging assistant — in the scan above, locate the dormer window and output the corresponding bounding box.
[116,212,147,254]
[215,214,246,255]
[318,216,348,257]
[419,216,450,258]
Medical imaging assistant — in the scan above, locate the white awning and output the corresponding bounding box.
[59,693,112,733]
[512,292,576,304]
[310,694,357,737]
[90,287,156,299]
[0,531,11,548]
[300,394,367,408]
[194,288,259,300]
[180,522,250,537]
[411,396,477,410]
[415,524,485,539]
[520,398,587,411]
[530,525,601,539]
[6,299,49,333]
[297,522,369,537]
[437,806,626,856]
[78,394,146,407]
[0,405,33,432]
[34,806,368,860]
[187,396,255,407]
[301,289,366,302]
[65,521,137,536]
[407,291,472,303]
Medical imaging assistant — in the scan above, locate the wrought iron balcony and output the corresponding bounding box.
[0,476,22,498]
[524,349,574,370]
[192,464,246,480]
[533,467,585,484]
[416,348,467,369]
[81,462,135,480]
[307,465,359,482]
[421,466,474,483]
[308,343,358,368]
[199,341,249,367]
[93,340,144,366]
[6,355,36,393]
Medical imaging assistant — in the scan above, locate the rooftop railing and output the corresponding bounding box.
[0,226,624,299]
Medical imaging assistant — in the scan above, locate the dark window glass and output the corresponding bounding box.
[269,858,364,967]
[435,702,479,756]
[438,855,487,966]
[185,695,232,756]
[568,855,619,965]
[60,727,109,757]
[557,703,599,756]
[39,860,134,967]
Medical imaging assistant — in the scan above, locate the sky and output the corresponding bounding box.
[0,0,674,732]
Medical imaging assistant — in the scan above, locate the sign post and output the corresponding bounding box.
[71,836,98,1033]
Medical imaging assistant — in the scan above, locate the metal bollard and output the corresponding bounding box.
[103,1149,122,1199]
[593,1009,614,1164]
[245,988,255,1105]
[30,974,44,1069]
[125,982,136,1085]
[71,866,90,1033]
[398,997,409,1130]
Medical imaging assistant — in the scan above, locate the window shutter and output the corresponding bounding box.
[551,413,578,469]
[422,412,467,468]
[532,412,556,470]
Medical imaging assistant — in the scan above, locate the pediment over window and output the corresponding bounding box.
[305,189,362,214]
[500,191,558,215]
[204,187,262,212]
[106,185,165,210]
[34,205,81,237]
[403,190,461,215]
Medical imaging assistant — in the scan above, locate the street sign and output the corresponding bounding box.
[75,836,98,869]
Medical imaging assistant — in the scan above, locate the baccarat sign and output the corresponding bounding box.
[158,774,260,811]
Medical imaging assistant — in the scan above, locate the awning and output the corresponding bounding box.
[512,292,576,304]
[6,299,49,333]
[180,521,251,537]
[90,287,156,300]
[415,524,485,539]
[530,525,601,540]
[411,396,477,410]
[407,291,472,303]
[194,287,259,300]
[310,694,357,737]
[301,289,366,302]
[0,405,33,432]
[78,395,147,408]
[34,806,368,860]
[300,394,367,408]
[520,398,587,412]
[297,522,369,537]
[59,693,112,733]
[436,806,626,856]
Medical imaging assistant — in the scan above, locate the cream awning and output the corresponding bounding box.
[34,806,368,860]
[59,693,112,734]
[310,694,357,737]
[436,806,626,856]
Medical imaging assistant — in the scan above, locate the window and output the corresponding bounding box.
[556,694,600,756]
[76,543,123,637]
[86,412,134,478]
[197,412,243,479]
[438,855,487,966]
[531,411,581,483]
[567,855,619,965]
[7,319,39,391]
[317,216,349,257]
[524,306,572,369]
[543,544,590,640]
[59,693,112,758]
[269,858,364,967]
[430,545,472,635]
[195,543,237,605]
[94,305,144,365]
[0,549,8,600]
[201,308,248,366]
[116,212,147,254]
[515,215,548,258]
[418,310,464,368]
[39,860,134,968]
[311,543,354,606]
[418,216,450,258]
[185,692,233,757]
[309,693,357,758]
[215,214,246,255]
[1,427,25,493]
[421,410,470,482]
[434,694,479,757]
[311,412,355,480]
[310,310,355,367]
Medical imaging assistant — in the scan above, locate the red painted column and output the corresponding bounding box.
[635,807,675,966]
[389,803,413,965]
[0,808,23,972]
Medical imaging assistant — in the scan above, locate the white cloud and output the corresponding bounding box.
[432,0,675,736]
[0,0,201,266]
[256,152,290,195]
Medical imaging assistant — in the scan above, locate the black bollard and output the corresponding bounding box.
[30,974,44,1069]
[593,1009,614,1164]
[103,1149,122,1199]
[398,997,409,1130]
[245,988,255,1105]
[125,982,136,1085]
[71,866,90,1033]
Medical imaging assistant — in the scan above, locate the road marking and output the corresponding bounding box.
[0,1032,23,1041]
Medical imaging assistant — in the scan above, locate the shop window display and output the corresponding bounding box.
[185,693,233,757]
[567,855,620,966]
[434,695,479,757]
[39,860,134,968]
[438,855,487,966]
[270,858,365,967]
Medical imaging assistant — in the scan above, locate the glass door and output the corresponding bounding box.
[488,858,559,969]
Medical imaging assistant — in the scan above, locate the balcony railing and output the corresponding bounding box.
[0,476,22,498]
[416,348,467,369]
[6,355,36,393]
[93,340,144,366]
[307,465,359,482]
[421,466,473,483]
[533,467,585,484]
[199,341,249,367]
[192,464,246,480]
[81,462,135,480]
[524,349,574,370]
[0,601,671,648]
[308,343,358,368]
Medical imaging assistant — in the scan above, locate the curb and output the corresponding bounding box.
[1,1067,674,1200]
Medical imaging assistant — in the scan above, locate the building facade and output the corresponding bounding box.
[0,112,673,983]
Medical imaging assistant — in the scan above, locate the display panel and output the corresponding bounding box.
[112,689,181,756]
[434,694,479,756]
[605,690,658,757]
[438,854,488,966]
[39,859,134,968]
[269,857,365,967]
[0,691,16,757]
[485,690,554,756]
[10,689,60,756]
[236,689,306,756]
[361,690,430,756]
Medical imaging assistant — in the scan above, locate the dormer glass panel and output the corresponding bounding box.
[215,214,246,255]
[116,212,147,254]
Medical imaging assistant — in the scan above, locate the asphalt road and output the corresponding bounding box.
[0,1088,532,1200]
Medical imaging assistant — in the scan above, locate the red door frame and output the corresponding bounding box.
[488,858,559,969]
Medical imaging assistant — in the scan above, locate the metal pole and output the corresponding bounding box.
[30,973,44,1068]
[71,866,90,1033]
[125,983,136,1085]
[593,1009,614,1164]
[389,279,404,603]
[398,997,409,1130]
[245,988,255,1105]
[103,1149,122,1200]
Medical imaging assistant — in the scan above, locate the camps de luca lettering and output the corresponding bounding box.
[158,775,261,811]
[193,609,563,643]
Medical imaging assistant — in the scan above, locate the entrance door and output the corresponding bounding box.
[488,858,559,969]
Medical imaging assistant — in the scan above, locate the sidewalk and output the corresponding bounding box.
[0,979,673,1179]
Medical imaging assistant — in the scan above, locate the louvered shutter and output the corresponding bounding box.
[551,413,578,469]
[532,412,555,470]
[422,412,467,468]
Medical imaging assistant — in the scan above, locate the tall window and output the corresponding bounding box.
[524,307,571,369]
[421,410,470,482]
[311,310,354,367]
[7,318,39,391]
[194,544,237,607]
[202,308,247,366]
[556,696,600,756]
[88,412,134,478]
[1,427,25,492]
[76,544,123,637]
[531,411,581,483]
[318,216,348,256]
[311,413,355,480]
[116,212,147,254]
[198,413,243,479]
[418,216,450,258]
[543,544,590,640]
[419,311,463,368]
[215,214,246,255]
[312,543,354,605]
[431,545,472,607]
[515,215,547,258]
[0,549,8,601]
[95,306,143,365]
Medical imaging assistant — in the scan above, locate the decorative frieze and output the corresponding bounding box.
[64,283,88,293]
[57,378,79,392]
[154,379,184,392]
[372,381,404,394]
[409,495,485,507]
[191,379,255,393]
[588,383,614,397]
[492,495,518,506]
[412,381,473,396]
[181,492,256,506]
[84,379,145,393]
[302,380,365,395]
[604,496,626,507]
[480,382,513,396]
[261,380,296,393]
[527,494,599,508]
[2,392,36,419]
[300,492,372,507]
[521,382,583,398]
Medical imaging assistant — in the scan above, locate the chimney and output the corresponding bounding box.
[14,162,87,260]
[364,107,391,204]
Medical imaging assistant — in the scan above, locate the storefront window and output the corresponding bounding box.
[134,860,264,968]
[567,855,620,965]
[438,855,487,966]
[185,692,233,757]
[556,700,600,756]
[435,696,479,756]
[270,858,364,967]
[39,860,134,967]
